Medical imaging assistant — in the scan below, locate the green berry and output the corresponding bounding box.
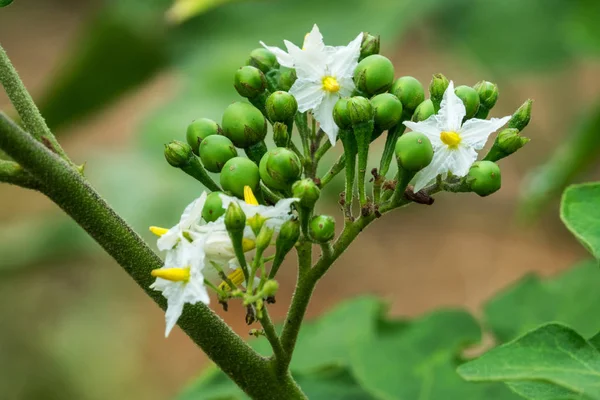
[391,76,425,114]
[259,148,302,191]
[266,91,298,122]
[198,135,238,173]
[468,161,501,197]
[412,99,435,122]
[247,48,278,73]
[309,215,335,243]
[333,97,352,129]
[473,81,499,111]
[347,96,373,125]
[222,102,267,148]
[234,66,267,98]
[371,93,403,130]
[455,85,480,119]
[164,140,193,168]
[394,132,434,172]
[359,32,380,60]
[278,67,297,91]
[353,55,395,96]
[202,191,225,222]
[186,118,221,155]
[292,178,320,209]
[220,157,260,198]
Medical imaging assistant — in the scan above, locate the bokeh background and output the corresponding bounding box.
[1,0,599,399]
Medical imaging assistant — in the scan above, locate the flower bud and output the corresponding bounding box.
[186,118,221,155]
[467,161,501,197]
[234,66,267,99]
[391,76,425,114]
[484,128,530,162]
[395,131,434,172]
[262,280,279,297]
[164,140,193,168]
[412,99,435,122]
[333,97,352,129]
[259,147,302,191]
[256,225,274,252]
[220,156,260,198]
[292,178,320,209]
[202,191,226,222]
[429,74,449,111]
[276,218,300,253]
[359,32,380,60]
[247,48,278,73]
[272,122,289,148]
[371,93,403,131]
[347,96,374,126]
[309,215,335,243]
[353,55,395,96]
[199,135,238,173]
[473,81,499,111]
[278,67,297,91]
[508,99,533,131]
[454,85,480,119]
[222,102,267,148]
[225,201,246,232]
[266,91,298,122]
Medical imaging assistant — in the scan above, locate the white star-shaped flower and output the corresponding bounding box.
[403,81,510,192]
[261,25,363,145]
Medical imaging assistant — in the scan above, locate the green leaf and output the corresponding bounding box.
[458,323,600,400]
[0,0,13,7]
[561,183,600,259]
[506,382,581,400]
[484,260,600,343]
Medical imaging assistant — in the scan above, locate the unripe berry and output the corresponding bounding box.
[333,97,352,129]
[347,96,373,125]
[266,91,298,122]
[278,67,297,91]
[222,102,267,148]
[359,32,380,60]
[259,147,302,191]
[186,118,221,155]
[220,157,260,198]
[234,66,267,98]
[455,85,480,119]
[202,191,225,222]
[199,135,238,173]
[309,215,335,243]
[164,140,193,168]
[292,178,320,209]
[371,93,403,131]
[394,132,434,172]
[473,81,499,111]
[412,99,435,122]
[353,55,395,96]
[247,48,278,73]
[467,161,501,197]
[391,76,425,114]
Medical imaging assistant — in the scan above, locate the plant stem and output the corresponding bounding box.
[0,159,41,190]
[259,307,286,369]
[319,153,345,187]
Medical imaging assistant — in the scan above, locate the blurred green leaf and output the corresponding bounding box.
[506,382,581,400]
[484,260,600,343]
[561,183,600,259]
[0,0,13,7]
[458,323,600,400]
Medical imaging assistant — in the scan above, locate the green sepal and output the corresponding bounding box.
[244,140,268,165]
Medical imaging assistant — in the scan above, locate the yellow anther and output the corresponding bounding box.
[149,226,169,237]
[219,268,246,291]
[244,186,259,206]
[440,131,462,148]
[322,76,340,93]
[151,267,190,282]
[242,238,256,252]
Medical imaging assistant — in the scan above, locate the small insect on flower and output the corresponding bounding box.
[403,81,510,192]
[261,25,363,145]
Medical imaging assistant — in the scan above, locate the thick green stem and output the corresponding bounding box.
[379,122,407,177]
[180,156,221,191]
[0,113,306,400]
[390,167,415,206]
[339,129,357,218]
[259,307,286,369]
[353,120,374,206]
[319,153,345,187]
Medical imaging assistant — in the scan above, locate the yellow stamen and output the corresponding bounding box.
[149,226,169,237]
[242,238,256,252]
[219,268,246,291]
[244,185,259,206]
[151,267,190,282]
[322,76,340,93]
[440,131,462,148]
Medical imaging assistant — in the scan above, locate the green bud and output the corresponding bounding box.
[292,178,320,209]
[391,76,425,114]
[222,102,268,148]
[202,191,225,222]
[347,96,374,126]
[259,147,302,191]
[371,93,403,131]
[220,157,260,198]
[164,140,193,168]
[247,48,278,73]
[262,280,279,297]
[276,218,300,252]
[309,215,335,243]
[354,55,395,96]
[256,225,274,252]
[508,99,533,131]
[359,32,380,60]
[225,201,246,232]
[429,74,449,110]
[278,67,297,91]
[467,161,501,197]
[394,131,434,172]
[186,118,222,155]
[272,122,289,148]
[266,91,298,122]
[497,128,530,154]
[199,135,238,173]
[333,97,352,129]
[473,81,499,111]
[234,66,267,98]
[412,99,435,122]
[454,85,480,119]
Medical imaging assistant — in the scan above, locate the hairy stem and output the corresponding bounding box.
[0,159,41,190]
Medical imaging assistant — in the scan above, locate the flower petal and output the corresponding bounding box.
[403,116,443,147]
[448,145,478,177]
[289,78,325,113]
[313,93,339,144]
[436,81,466,132]
[285,39,326,79]
[459,116,511,150]
[328,32,363,77]
[259,41,294,68]
[164,289,185,337]
[412,147,453,192]
[337,76,355,98]
[302,24,325,53]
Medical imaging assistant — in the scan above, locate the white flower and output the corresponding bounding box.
[153,192,208,251]
[261,25,363,145]
[403,81,511,192]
